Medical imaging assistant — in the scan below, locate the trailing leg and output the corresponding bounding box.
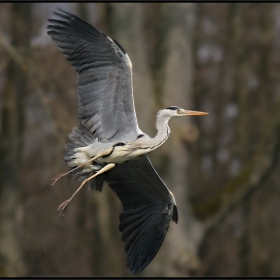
[57,163,116,216]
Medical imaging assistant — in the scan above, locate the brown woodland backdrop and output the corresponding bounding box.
[1,2,280,277]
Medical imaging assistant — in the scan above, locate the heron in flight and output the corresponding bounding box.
[47,9,208,275]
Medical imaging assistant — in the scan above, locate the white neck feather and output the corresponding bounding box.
[149,110,172,150]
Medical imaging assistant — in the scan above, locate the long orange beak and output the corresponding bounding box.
[182,110,209,116]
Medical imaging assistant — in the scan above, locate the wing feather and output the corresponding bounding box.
[104,156,177,275]
[47,9,142,143]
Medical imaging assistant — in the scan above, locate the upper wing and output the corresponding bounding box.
[47,9,142,143]
[104,155,178,275]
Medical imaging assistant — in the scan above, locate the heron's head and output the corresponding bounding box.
[162,106,208,118]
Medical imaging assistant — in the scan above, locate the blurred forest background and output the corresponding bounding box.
[1,2,280,277]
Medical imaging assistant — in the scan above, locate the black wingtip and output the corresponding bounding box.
[56,7,73,16]
[172,205,178,223]
[57,7,67,13]
[47,9,72,26]
[127,225,169,275]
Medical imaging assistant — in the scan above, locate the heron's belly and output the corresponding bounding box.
[97,145,148,164]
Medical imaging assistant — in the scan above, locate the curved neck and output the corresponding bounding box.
[149,111,171,151]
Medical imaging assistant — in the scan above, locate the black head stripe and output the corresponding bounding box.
[165,106,181,110]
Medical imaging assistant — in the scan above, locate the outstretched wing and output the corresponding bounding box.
[47,9,142,143]
[104,156,178,275]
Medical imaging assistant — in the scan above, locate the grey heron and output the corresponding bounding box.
[47,9,208,275]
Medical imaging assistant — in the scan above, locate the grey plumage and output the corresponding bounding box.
[47,9,141,143]
[47,8,207,276]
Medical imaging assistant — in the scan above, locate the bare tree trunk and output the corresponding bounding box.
[0,3,31,276]
[4,2,279,277]
[191,3,280,277]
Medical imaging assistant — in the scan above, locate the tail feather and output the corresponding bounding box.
[64,124,104,189]
[64,124,95,166]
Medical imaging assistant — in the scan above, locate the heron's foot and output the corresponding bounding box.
[51,174,64,186]
[57,199,71,216]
